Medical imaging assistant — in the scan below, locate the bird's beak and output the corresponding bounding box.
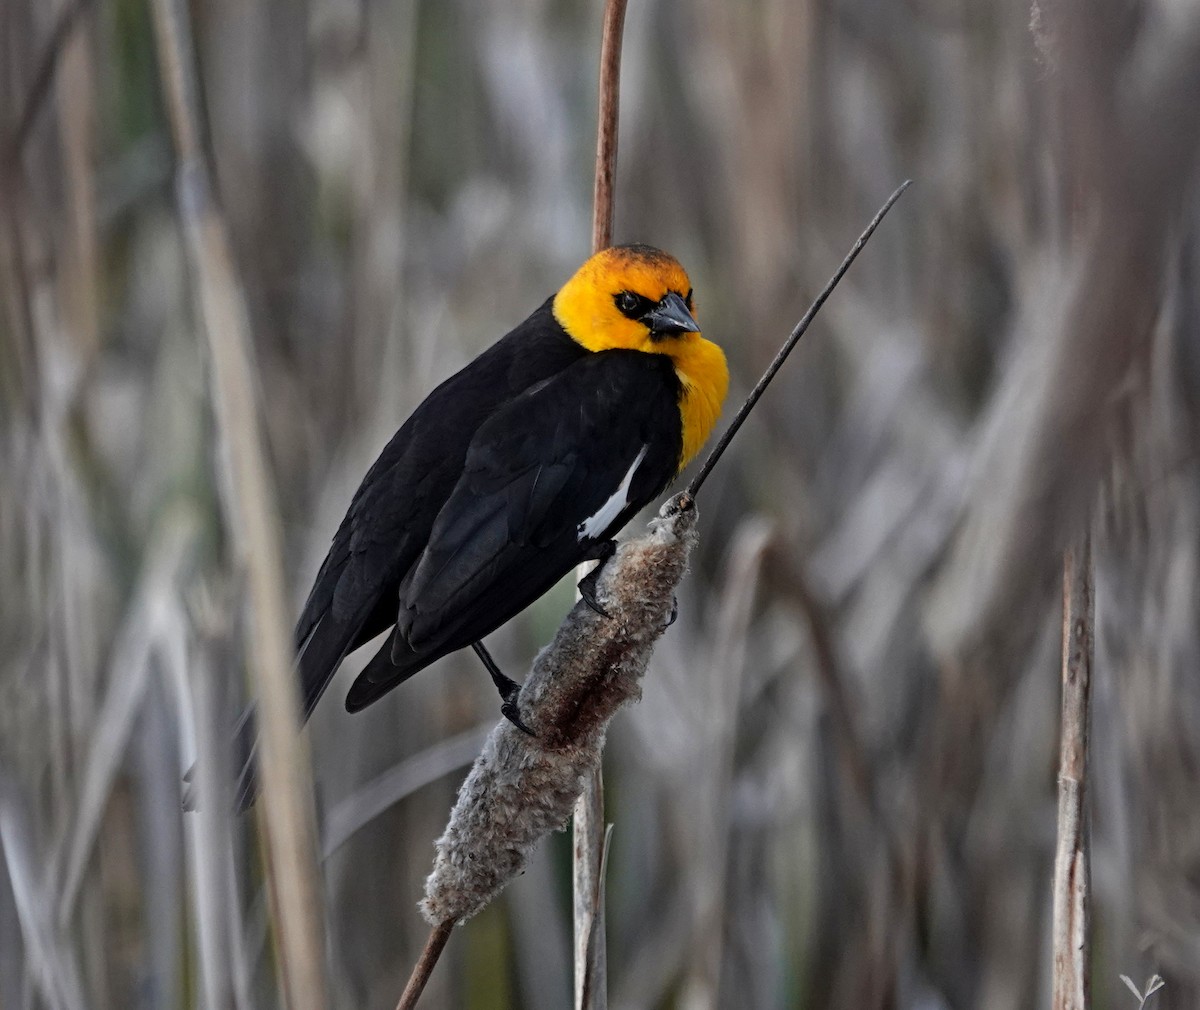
[645,291,700,338]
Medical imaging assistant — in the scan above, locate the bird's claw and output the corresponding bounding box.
[501,689,535,737]
[577,544,615,618]
[576,540,617,618]
[578,572,611,619]
[663,595,678,629]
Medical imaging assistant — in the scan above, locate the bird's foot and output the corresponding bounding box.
[473,640,535,736]
[579,539,618,618]
[663,595,678,629]
[578,567,610,618]
[500,684,535,737]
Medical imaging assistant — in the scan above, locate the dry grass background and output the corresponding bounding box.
[3,0,1200,1007]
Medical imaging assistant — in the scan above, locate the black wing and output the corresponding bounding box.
[291,299,584,717]
[345,349,682,710]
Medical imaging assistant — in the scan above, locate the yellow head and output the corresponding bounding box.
[553,244,729,471]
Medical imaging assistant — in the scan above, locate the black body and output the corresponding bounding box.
[295,299,684,715]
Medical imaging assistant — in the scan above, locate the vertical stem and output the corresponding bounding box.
[146,0,330,1007]
[573,767,607,1010]
[575,2,628,1007]
[1052,535,1093,1010]
[590,0,628,254]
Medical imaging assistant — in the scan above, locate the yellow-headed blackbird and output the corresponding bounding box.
[294,244,727,733]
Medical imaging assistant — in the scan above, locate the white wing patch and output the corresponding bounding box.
[578,445,649,541]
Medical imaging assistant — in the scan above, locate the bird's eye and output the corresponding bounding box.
[617,291,640,317]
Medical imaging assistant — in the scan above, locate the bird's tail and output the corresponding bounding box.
[343,632,426,712]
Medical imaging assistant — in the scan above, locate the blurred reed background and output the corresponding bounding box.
[3,0,1200,1007]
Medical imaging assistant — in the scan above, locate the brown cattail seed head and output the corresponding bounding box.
[420,494,698,925]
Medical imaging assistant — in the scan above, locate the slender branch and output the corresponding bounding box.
[146,0,330,1007]
[396,920,454,1010]
[685,180,911,500]
[577,2,629,1007]
[1052,535,1094,1010]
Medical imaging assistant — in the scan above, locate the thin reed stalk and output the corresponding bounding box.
[146,0,329,1006]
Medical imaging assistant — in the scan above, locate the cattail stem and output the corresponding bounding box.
[590,0,629,254]
[577,1,629,1006]
[1051,535,1093,1010]
[396,920,454,1010]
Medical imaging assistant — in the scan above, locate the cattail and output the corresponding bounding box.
[420,493,698,926]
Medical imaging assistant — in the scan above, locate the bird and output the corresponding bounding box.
[234,244,727,805]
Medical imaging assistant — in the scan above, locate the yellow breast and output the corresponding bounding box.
[670,335,729,472]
